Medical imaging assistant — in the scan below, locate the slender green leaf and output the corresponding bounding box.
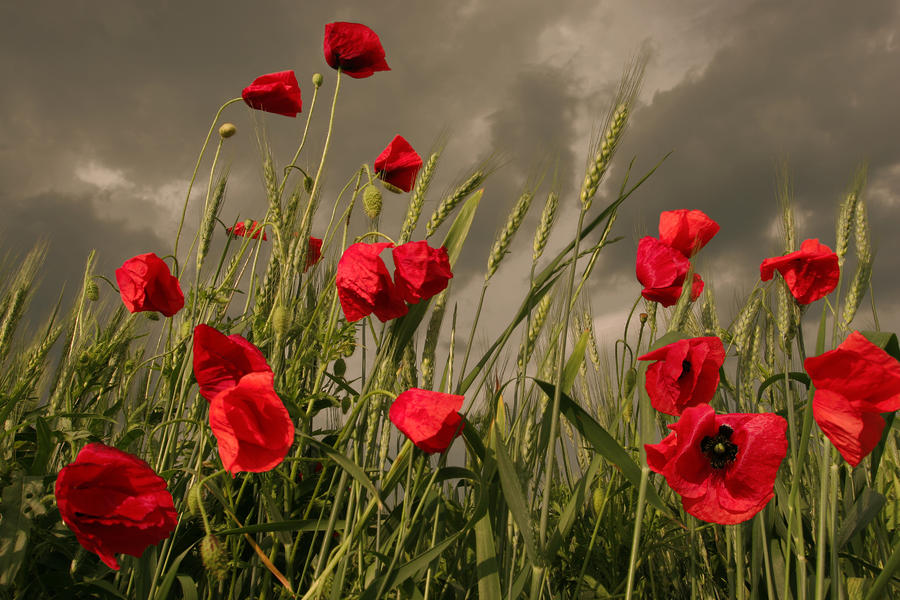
[491,428,539,565]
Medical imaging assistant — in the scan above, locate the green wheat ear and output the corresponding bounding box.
[425,162,491,237]
[487,189,534,280]
[400,150,441,244]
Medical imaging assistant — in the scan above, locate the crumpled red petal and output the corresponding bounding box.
[659,209,720,257]
[193,324,273,402]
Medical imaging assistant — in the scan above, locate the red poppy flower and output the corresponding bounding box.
[55,443,178,570]
[336,242,408,322]
[646,404,787,524]
[392,241,453,304]
[323,22,390,79]
[374,135,423,193]
[209,372,295,475]
[305,236,323,272]
[241,70,302,117]
[635,237,704,307]
[115,252,185,317]
[759,238,839,305]
[227,220,267,240]
[193,324,273,402]
[658,209,720,258]
[389,388,465,454]
[804,331,900,466]
[638,336,726,415]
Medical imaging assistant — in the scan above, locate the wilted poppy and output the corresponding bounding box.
[645,404,788,524]
[760,238,839,305]
[323,22,390,79]
[209,372,295,475]
[374,135,423,193]
[55,443,178,570]
[636,236,704,307]
[389,388,465,454]
[638,336,726,415]
[392,241,453,304]
[306,236,323,272]
[659,209,720,258]
[804,331,900,466]
[227,220,267,240]
[336,242,407,322]
[242,70,302,117]
[193,324,273,402]
[115,252,185,317]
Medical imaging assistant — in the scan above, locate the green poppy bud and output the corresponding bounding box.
[200,534,229,582]
[312,73,324,88]
[218,123,237,138]
[85,280,99,301]
[333,358,346,377]
[363,184,383,220]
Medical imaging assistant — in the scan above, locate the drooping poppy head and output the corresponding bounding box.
[305,237,323,272]
[638,336,726,415]
[241,70,302,117]
[392,241,453,304]
[115,252,185,317]
[336,242,408,323]
[759,238,839,305]
[804,331,900,466]
[208,372,295,475]
[192,324,273,402]
[645,404,788,524]
[635,237,704,307]
[389,388,465,454]
[227,220,267,240]
[374,135,423,193]
[658,209,720,258]
[323,22,390,79]
[55,443,178,570]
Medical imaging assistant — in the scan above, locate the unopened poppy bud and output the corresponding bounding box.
[623,367,637,398]
[639,312,648,324]
[200,534,229,582]
[333,358,346,377]
[271,303,291,337]
[85,280,99,301]
[312,73,324,88]
[186,483,203,517]
[363,184,383,220]
[304,175,314,194]
[591,485,605,517]
[145,311,160,321]
[218,123,237,138]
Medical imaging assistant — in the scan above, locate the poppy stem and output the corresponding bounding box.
[173,97,242,277]
[278,80,320,199]
[815,443,832,600]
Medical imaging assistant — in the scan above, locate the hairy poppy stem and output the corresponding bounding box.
[173,97,242,277]
[278,78,321,199]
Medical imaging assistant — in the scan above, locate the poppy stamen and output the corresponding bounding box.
[700,424,738,469]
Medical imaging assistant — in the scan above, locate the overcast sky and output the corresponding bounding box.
[2,0,898,353]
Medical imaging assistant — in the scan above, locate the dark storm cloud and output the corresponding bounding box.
[605,0,900,325]
[0,190,167,326]
[1,0,899,339]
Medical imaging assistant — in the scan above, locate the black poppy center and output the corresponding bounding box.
[700,425,738,469]
[679,359,692,379]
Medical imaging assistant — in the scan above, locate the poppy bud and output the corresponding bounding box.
[591,485,605,518]
[271,303,291,337]
[218,123,237,138]
[333,358,346,377]
[312,73,324,88]
[363,184,383,220]
[639,312,648,324]
[186,482,203,517]
[200,534,229,582]
[86,281,99,301]
[304,175,314,194]
[623,367,637,398]
[145,311,160,321]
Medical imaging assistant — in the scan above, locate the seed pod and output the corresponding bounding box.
[312,73,324,88]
